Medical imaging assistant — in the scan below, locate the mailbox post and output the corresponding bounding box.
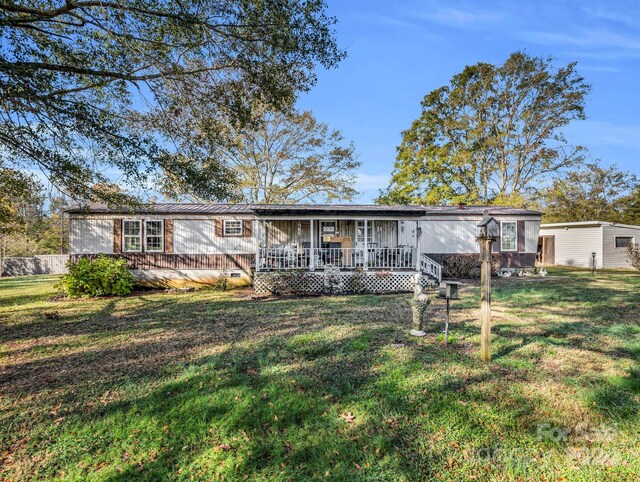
[476,212,499,362]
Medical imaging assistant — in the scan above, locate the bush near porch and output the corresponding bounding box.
[1,270,639,481]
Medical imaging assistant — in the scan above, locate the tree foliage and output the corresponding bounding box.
[150,101,360,204]
[627,243,640,271]
[0,168,42,235]
[540,162,637,223]
[0,0,344,205]
[620,187,640,226]
[378,52,591,206]
[0,181,71,267]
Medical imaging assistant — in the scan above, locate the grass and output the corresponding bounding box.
[1,269,639,481]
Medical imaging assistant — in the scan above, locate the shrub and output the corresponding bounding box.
[346,268,367,294]
[262,270,313,295]
[442,254,502,279]
[214,268,229,291]
[57,255,135,297]
[627,243,640,271]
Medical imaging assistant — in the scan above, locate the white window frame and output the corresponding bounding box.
[145,219,164,252]
[356,220,373,244]
[223,219,243,237]
[614,236,635,249]
[123,220,142,252]
[500,221,517,252]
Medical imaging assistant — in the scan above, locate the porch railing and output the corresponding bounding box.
[366,247,416,269]
[256,247,417,271]
[420,253,442,282]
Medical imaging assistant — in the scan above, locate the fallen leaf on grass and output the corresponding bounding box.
[339,412,355,423]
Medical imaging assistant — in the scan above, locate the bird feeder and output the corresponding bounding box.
[438,280,461,300]
[477,213,500,239]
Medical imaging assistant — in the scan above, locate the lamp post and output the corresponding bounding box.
[476,212,499,362]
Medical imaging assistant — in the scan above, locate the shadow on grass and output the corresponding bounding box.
[3,273,640,480]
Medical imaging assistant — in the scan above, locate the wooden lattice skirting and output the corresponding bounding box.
[253,271,435,295]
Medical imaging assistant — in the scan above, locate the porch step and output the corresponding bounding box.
[419,254,442,283]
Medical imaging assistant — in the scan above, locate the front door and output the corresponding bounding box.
[355,220,373,263]
[537,236,555,266]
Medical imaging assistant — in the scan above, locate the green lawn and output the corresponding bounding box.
[1,270,639,481]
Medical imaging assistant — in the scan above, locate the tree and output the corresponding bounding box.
[0,168,42,265]
[540,163,637,223]
[378,52,591,206]
[150,102,360,204]
[0,1,344,205]
[0,169,39,230]
[627,243,640,271]
[620,187,640,226]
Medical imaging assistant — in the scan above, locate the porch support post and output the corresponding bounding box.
[255,218,261,272]
[415,220,419,269]
[310,219,315,271]
[364,219,369,270]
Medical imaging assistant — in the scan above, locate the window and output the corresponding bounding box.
[320,221,336,234]
[356,220,373,244]
[615,236,634,248]
[223,219,243,236]
[123,220,142,252]
[145,220,164,252]
[501,221,517,251]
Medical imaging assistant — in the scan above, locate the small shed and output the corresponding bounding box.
[538,221,640,269]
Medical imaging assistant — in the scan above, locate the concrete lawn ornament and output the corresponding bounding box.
[409,273,431,336]
[323,264,344,294]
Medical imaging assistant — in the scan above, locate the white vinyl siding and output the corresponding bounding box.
[525,221,541,253]
[538,225,603,268]
[419,220,480,254]
[602,225,640,268]
[419,216,540,255]
[174,219,254,254]
[70,219,113,254]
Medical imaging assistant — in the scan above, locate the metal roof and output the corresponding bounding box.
[66,203,256,215]
[67,203,541,217]
[422,205,541,216]
[250,204,427,217]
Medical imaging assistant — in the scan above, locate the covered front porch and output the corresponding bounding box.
[254,217,420,271]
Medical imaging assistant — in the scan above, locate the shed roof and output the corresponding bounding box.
[541,221,640,229]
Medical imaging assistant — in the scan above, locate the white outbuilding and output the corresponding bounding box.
[538,221,640,269]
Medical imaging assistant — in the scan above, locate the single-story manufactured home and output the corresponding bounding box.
[68,203,542,291]
[538,221,640,269]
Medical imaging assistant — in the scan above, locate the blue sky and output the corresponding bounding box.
[297,0,640,202]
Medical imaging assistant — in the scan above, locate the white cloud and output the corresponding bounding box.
[419,6,505,27]
[566,120,640,150]
[583,6,635,26]
[520,28,640,59]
